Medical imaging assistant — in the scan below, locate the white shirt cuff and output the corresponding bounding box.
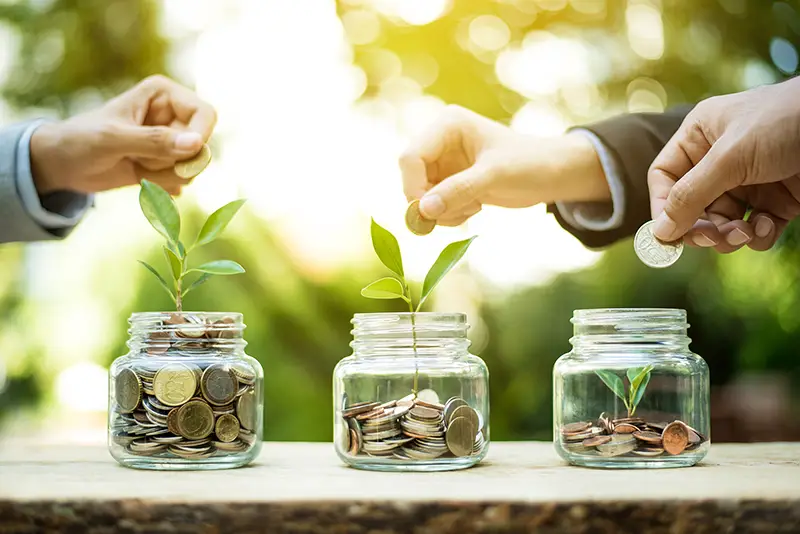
[555,129,626,232]
[15,120,92,229]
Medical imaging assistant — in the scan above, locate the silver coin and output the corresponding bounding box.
[634,220,683,268]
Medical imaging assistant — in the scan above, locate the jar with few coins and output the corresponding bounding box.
[108,312,263,470]
[333,312,490,472]
[553,309,710,468]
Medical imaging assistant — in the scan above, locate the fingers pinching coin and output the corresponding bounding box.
[405,200,436,236]
[174,143,212,179]
[634,220,684,268]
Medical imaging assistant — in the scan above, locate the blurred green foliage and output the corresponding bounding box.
[1,0,799,440]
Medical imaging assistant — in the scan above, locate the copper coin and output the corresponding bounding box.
[348,428,359,455]
[633,430,663,444]
[561,421,592,435]
[647,421,669,432]
[415,399,445,411]
[166,408,180,435]
[662,421,689,455]
[614,423,639,434]
[342,401,380,418]
[583,435,612,447]
[405,199,436,236]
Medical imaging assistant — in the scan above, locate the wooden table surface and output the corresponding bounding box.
[1,440,799,533]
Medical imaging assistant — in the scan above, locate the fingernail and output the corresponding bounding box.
[174,132,203,151]
[419,194,445,219]
[653,212,678,241]
[727,228,751,246]
[693,233,717,247]
[754,216,774,238]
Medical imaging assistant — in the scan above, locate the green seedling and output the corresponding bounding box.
[595,365,654,417]
[138,179,246,311]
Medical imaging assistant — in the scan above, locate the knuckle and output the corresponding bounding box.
[668,181,694,211]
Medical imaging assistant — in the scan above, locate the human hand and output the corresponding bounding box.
[648,78,800,252]
[30,75,217,196]
[400,105,611,226]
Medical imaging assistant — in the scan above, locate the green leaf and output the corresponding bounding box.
[139,179,180,246]
[361,277,410,301]
[595,370,627,404]
[195,199,246,247]
[185,260,245,276]
[370,218,404,279]
[629,365,654,414]
[182,273,213,297]
[626,367,643,406]
[417,236,477,310]
[138,261,175,302]
[163,246,182,281]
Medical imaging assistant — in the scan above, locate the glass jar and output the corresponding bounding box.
[108,312,263,470]
[333,313,490,472]
[553,309,710,468]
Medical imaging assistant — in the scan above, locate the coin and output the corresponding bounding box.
[633,220,683,268]
[175,400,214,440]
[174,143,212,179]
[662,421,689,455]
[153,363,197,407]
[596,434,637,457]
[215,413,240,443]
[446,416,477,457]
[561,421,592,435]
[443,397,469,424]
[236,388,258,431]
[200,364,238,406]
[448,405,479,431]
[613,423,639,434]
[633,447,664,457]
[416,388,440,405]
[405,200,436,236]
[115,368,142,413]
[582,435,612,447]
[633,430,663,445]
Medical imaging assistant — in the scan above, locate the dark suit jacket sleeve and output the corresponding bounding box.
[548,106,693,249]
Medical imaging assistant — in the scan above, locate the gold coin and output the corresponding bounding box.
[405,199,436,236]
[200,364,238,406]
[215,413,240,443]
[114,368,141,413]
[153,363,197,407]
[236,388,258,431]
[662,421,689,455]
[174,143,212,179]
[176,399,214,440]
[448,405,479,430]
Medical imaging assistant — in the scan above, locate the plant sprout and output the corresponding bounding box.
[138,179,246,311]
[595,365,654,417]
[361,218,476,393]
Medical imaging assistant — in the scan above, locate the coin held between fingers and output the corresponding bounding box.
[405,200,436,236]
[634,220,684,268]
[174,143,212,179]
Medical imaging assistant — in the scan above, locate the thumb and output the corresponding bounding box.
[649,139,738,242]
[110,125,204,160]
[418,165,488,220]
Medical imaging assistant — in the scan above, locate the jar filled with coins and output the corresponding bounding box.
[108,312,263,470]
[333,313,489,472]
[553,309,710,468]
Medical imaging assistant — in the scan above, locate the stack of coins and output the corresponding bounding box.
[110,314,259,460]
[559,413,707,458]
[339,391,486,461]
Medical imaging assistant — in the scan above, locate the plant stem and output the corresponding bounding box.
[404,283,419,396]
[176,278,183,312]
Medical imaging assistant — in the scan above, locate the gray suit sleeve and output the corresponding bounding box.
[0,121,81,243]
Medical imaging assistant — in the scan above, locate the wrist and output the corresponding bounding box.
[30,122,69,195]
[555,133,612,203]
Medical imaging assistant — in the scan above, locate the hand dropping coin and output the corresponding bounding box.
[174,143,212,179]
[405,200,436,236]
[634,220,683,268]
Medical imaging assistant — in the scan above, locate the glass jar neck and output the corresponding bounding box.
[350,312,470,357]
[128,312,246,355]
[570,308,690,352]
